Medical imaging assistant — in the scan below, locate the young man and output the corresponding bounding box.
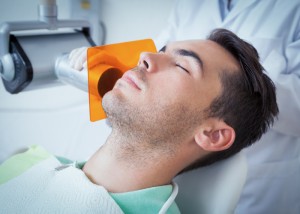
[0,29,278,213]
[156,1,300,212]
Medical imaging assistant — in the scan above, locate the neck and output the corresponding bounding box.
[83,130,188,193]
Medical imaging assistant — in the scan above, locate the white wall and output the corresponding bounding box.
[99,0,173,44]
[0,0,71,21]
[0,0,173,163]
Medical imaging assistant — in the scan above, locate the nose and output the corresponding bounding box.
[138,52,158,72]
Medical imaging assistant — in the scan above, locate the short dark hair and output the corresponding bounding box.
[182,29,279,172]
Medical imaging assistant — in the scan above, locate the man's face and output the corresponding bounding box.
[102,39,238,146]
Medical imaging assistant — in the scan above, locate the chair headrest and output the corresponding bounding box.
[174,152,247,214]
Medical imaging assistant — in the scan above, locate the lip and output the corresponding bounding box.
[121,72,142,90]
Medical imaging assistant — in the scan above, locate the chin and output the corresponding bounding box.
[102,90,124,124]
[102,92,113,116]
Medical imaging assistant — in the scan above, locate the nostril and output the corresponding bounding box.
[143,60,149,69]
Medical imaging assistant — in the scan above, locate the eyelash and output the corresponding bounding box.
[159,50,190,74]
[176,63,190,74]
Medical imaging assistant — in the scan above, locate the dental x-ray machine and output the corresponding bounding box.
[0,0,95,94]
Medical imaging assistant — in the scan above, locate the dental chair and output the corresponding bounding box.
[0,1,248,212]
[174,152,247,214]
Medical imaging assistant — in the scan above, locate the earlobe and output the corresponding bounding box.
[194,121,235,152]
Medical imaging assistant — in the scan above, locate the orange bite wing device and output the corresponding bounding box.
[87,39,157,122]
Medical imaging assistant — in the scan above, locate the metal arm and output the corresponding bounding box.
[0,0,90,82]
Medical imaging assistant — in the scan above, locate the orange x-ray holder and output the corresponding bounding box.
[87,39,157,122]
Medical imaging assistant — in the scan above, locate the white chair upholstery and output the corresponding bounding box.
[174,152,247,214]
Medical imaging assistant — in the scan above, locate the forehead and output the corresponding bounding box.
[168,39,239,72]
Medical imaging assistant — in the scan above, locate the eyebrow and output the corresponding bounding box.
[176,49,204,70]
[160,45,204,70]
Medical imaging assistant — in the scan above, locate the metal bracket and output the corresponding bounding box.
[0,0,91,83]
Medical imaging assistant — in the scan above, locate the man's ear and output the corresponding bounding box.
[194,119,235,152]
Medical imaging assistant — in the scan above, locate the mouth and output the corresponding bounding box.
[121,71,142,90]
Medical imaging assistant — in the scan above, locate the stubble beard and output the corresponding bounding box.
[102,90,204,158]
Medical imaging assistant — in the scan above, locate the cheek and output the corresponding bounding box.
[147,75,197,107]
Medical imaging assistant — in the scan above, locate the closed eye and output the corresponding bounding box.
[176,64,190,74]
